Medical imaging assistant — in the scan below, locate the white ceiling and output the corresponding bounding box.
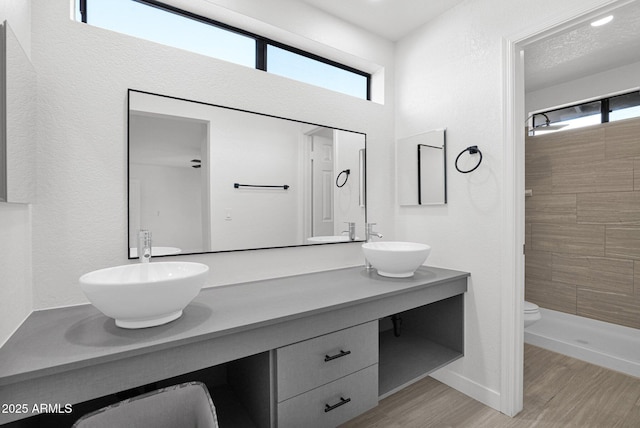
[524,1,640,92]
[299,0,466,41]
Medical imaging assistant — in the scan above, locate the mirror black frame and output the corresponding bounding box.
[127,89,368,258]
[397,129,447,206]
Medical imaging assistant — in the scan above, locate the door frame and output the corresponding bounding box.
[501,0,631,416]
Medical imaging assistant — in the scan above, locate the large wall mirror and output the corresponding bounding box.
[397,129,447,206]
[128,90,367,258]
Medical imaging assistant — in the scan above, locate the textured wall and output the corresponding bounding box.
[30,0,395,309]
[0,0,30,56]
[0,204,32,347]
[525,117,640,329]
[0,0,33,348]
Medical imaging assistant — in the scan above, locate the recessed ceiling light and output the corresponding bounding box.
[591,15,613,27]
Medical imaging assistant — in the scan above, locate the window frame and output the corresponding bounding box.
[533,89,640,131]
[78,0,372,100]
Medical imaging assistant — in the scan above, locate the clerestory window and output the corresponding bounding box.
[77,0,371,100]
[530,90,640,135]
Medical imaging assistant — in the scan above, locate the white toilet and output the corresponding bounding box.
[524,301,541,328]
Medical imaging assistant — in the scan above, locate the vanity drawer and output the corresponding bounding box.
[276,321,378,401]
[277,364,378,428]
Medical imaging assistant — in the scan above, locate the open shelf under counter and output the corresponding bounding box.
[379,329,463,398]
[378,293,465,399]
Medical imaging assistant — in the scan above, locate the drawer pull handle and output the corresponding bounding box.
[324,349,351,362]
[324,397,351,413]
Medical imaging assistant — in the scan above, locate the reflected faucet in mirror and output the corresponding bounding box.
[342,222,356,241]
[137,230,152,263]
[364,223,383,270]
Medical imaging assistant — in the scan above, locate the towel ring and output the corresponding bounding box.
[455,146,483,173]
[336,169,350,188]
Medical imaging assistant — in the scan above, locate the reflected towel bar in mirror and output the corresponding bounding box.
[234,183,290,190]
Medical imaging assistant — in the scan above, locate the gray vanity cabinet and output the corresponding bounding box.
[275,321,379,427]
[277,364,378,428]
[0,266,468,426]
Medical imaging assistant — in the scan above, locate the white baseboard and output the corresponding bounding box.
[430,367,501,411]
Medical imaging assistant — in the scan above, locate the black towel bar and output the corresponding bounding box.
[233,183,289,190]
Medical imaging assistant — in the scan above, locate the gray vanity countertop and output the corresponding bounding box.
[0,265,469,387]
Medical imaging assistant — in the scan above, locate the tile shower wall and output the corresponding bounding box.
[525,117,640,329]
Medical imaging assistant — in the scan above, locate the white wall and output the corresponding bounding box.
[0,0,32,347]
[0,0,31,57]
[29,0,395,309]
[0,205,32,347]
[394,0,615,411]
[526,60,640,113]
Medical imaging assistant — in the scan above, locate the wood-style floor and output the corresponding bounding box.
[341,344,640,427]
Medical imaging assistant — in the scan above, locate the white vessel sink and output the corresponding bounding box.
[79,262,209,329]
[128,246,182,257]
[307,236,359,243]
[362,241,431,278]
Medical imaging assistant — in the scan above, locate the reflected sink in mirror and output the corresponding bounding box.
[79,262,209,329]
[307,236,360,243]
[362,242,431,278]
[128,246,182,258]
